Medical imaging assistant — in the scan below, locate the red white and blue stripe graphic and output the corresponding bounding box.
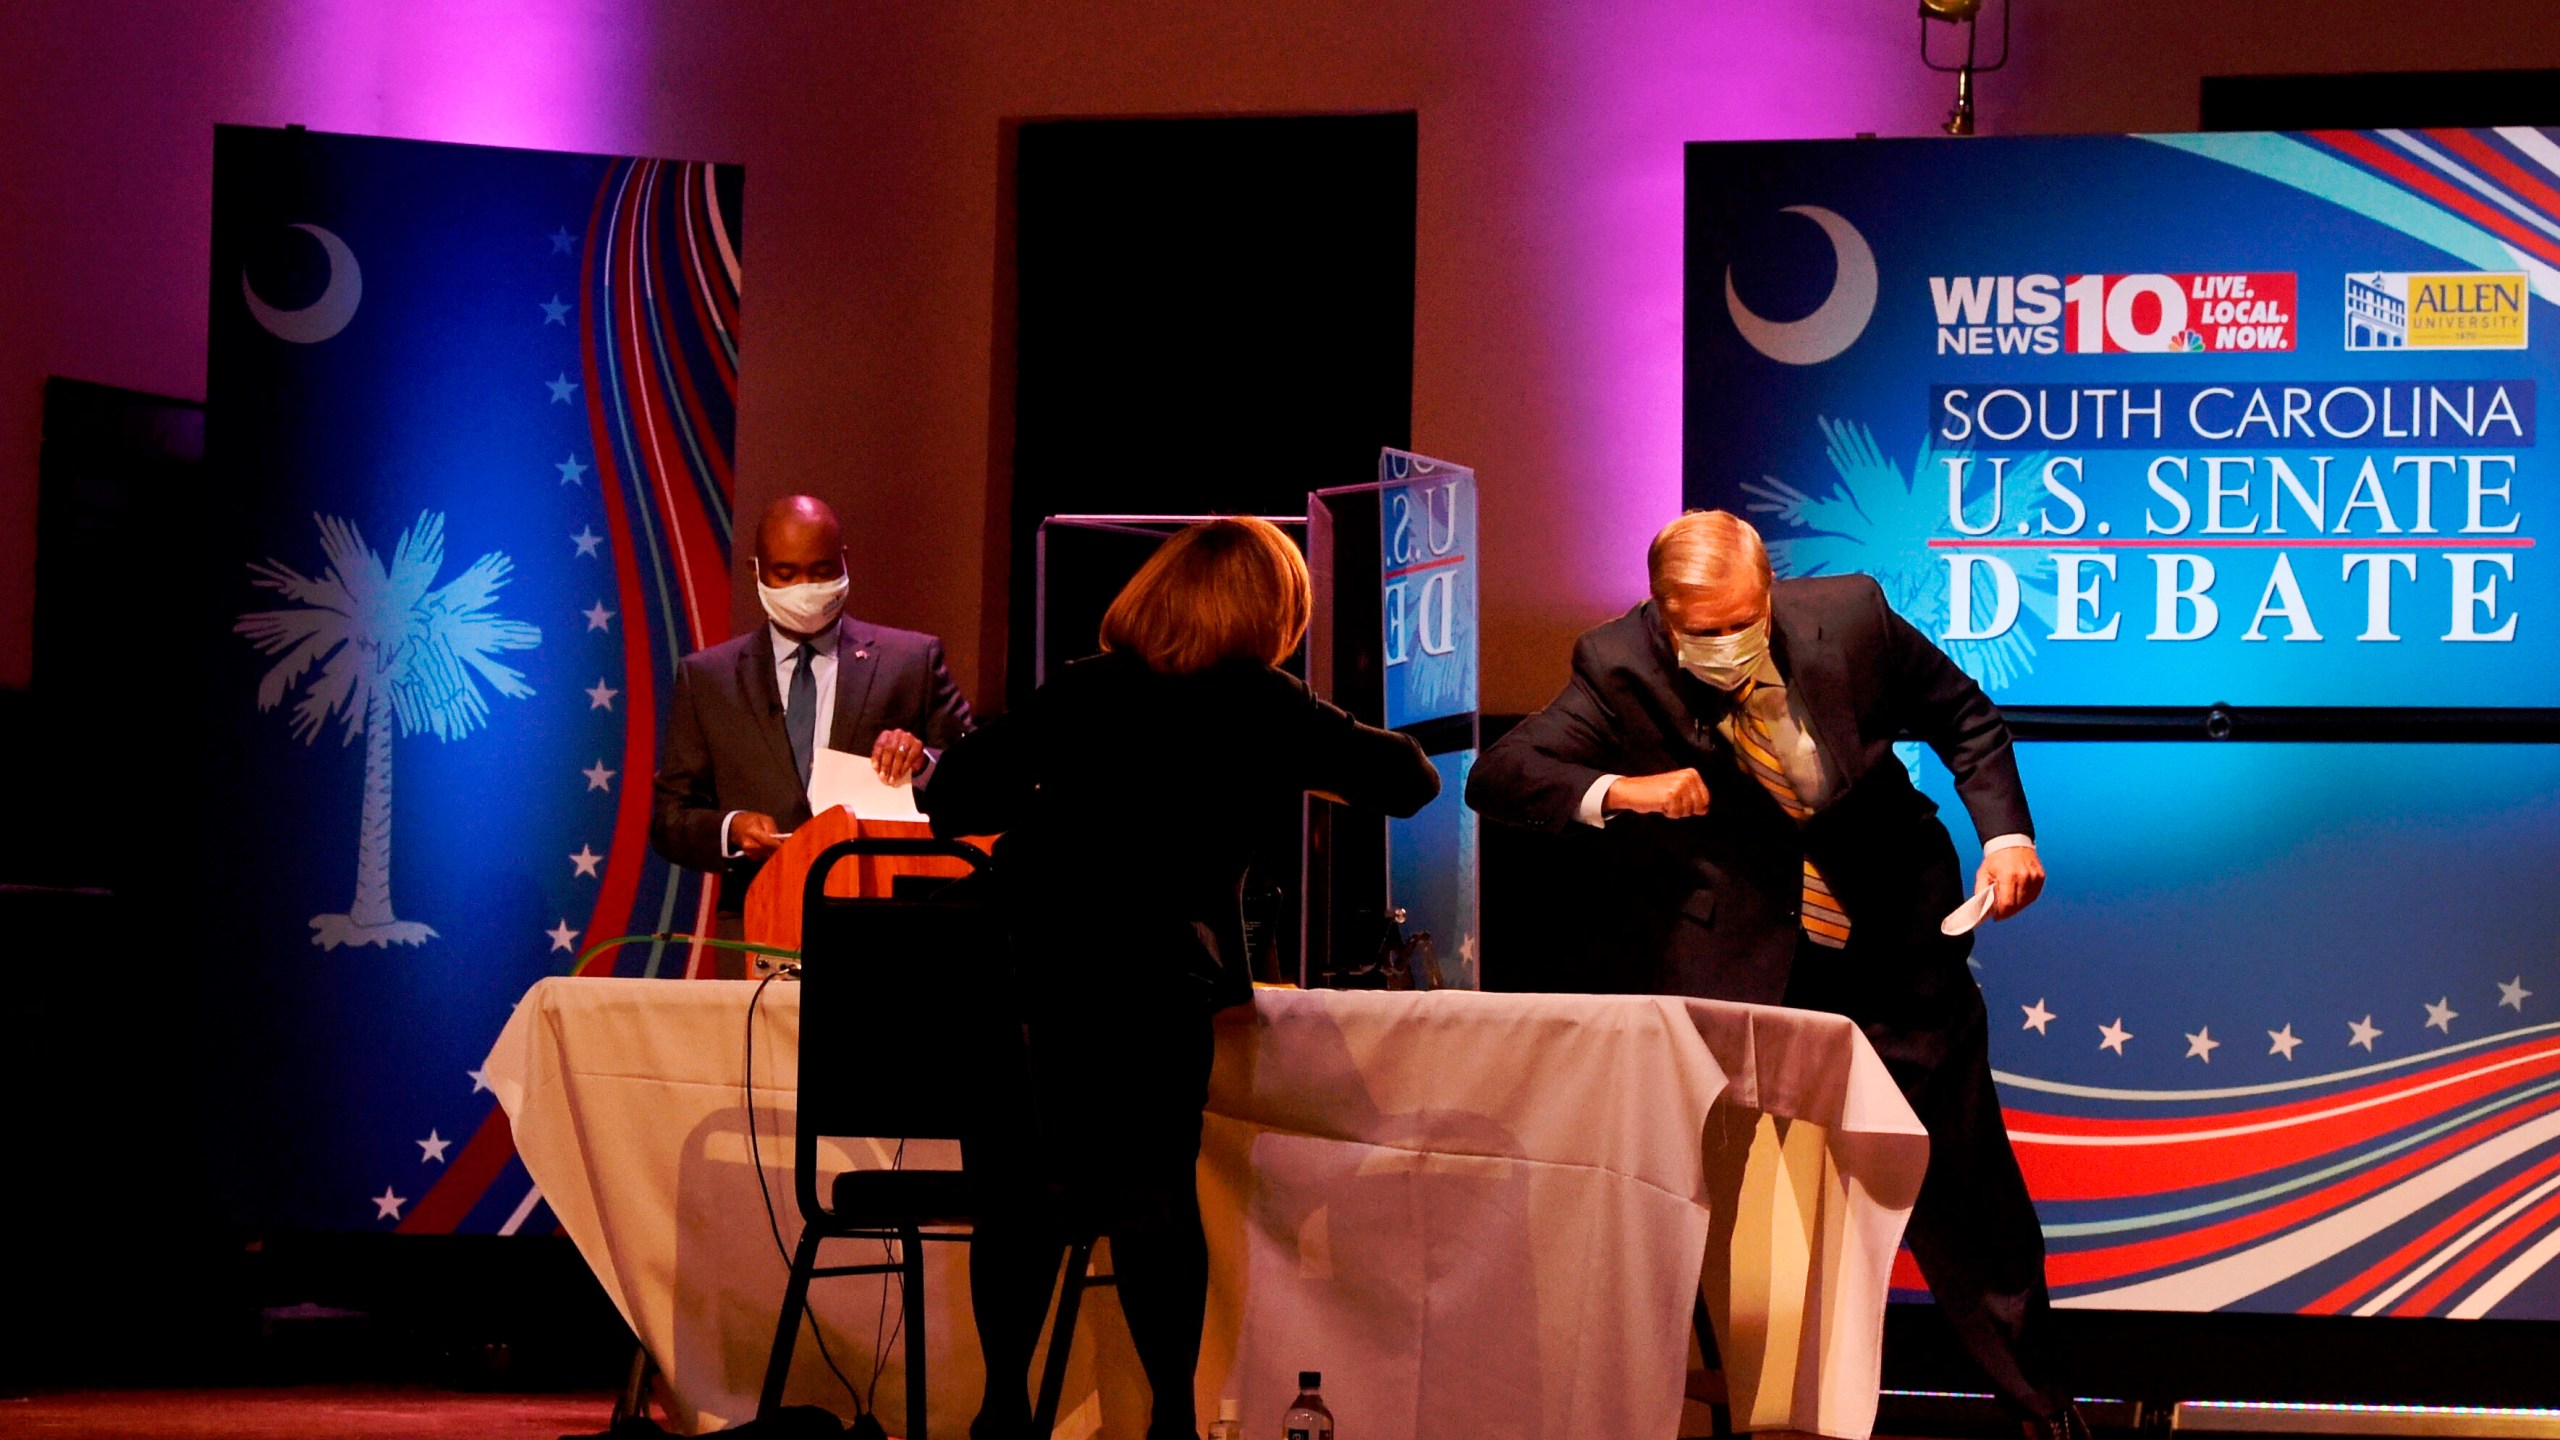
[2149,126,2560,307]
[2297,128,2560,297]
[402,156,741,1236]
[1892,1015,2560,1318]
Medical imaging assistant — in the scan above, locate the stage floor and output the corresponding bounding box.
[0,1386,618,1439]
[0,1389,1777,1440]
[0,1385,1933,1439]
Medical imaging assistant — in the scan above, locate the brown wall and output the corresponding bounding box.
[6,1,2560,711]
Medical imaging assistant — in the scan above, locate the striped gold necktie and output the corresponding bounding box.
[1729,680,1851,949]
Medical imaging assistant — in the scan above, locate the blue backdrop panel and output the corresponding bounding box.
[199,127,741,1232]
[1379,451,1480,988]
[1689,131,2555,709]
[1688,130,2560,1317]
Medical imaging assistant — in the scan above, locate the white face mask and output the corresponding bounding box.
[1675,616,1770,691]
[755,558,850,636]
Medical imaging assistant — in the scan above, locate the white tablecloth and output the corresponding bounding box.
[484,980,1928,1439]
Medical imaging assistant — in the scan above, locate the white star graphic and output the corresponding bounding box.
[2185,1026,2221,1063]
[583,759,617,792]
[373,1187,407,1221]
[467,1066,491,1093]
[541,294,571,325]
[2268,1024,2303,1060]
[2502,977,2534,1011]
[571,526,604,557]
[2098,1018,2133,1055]
[584,601,615,632]
[547,372,580,404]
[546,918,581,953]
[586,679,619,710]
[549,226,577,255]
[557,453,589,485]
[570,845,603,878]
[2425,997,2458,1033]
[418,1131,451,1164]
[2021,998,2055,1035]
[2349,1015,2384,1051]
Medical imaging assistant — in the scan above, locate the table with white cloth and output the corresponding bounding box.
[483,979,1929,1440]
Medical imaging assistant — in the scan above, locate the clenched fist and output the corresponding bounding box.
[1605,769,1711,819]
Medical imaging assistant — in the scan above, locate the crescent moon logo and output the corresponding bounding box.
[243,223,362,344]
[1725,206,1876,366]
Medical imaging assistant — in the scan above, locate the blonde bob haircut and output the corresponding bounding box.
[1099,515,1312,675]
[1648,509,1773,603]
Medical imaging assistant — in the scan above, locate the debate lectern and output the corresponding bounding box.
[739,806,993,954]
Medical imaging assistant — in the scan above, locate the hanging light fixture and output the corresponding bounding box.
[1920,0,2009,135]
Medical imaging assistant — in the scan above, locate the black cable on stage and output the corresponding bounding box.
[864,1139,909,1408]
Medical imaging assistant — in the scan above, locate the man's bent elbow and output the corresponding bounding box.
[1462,754,1530,827]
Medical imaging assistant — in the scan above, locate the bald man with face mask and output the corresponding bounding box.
[1467,510,2079,1440]
[650,495,974,913]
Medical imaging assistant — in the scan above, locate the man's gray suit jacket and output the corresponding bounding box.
[650,615,974,904]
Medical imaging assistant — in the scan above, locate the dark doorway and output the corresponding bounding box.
[1005,111,1417,706]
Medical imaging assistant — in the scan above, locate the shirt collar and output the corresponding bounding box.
[770,621,840,659]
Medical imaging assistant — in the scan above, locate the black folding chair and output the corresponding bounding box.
[755,836,1111,1440]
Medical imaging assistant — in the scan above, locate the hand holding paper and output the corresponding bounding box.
[1940,884,1997,936]
[810,745,926,823]
[1948,845,2046,933]
[870,727,928,784]
[730,811,789,859]
[1978,844,2046,921]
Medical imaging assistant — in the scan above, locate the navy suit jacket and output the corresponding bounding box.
[1466,575,2032,1008]
[650,614,974,905]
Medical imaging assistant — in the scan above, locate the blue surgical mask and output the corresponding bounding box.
[1675,617,1769,691]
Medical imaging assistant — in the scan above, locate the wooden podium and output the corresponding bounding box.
[739,806,991,954]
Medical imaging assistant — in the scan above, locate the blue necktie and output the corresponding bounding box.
[785,641,817,789]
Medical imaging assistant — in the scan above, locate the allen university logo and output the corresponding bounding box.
[2346,271,2529,350]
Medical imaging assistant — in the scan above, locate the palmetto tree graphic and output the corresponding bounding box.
[236,511,542,950]
[1742,416,2057,694]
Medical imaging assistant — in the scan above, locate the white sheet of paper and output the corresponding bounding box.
[1940,885,1997,937]
[809,745,925,823]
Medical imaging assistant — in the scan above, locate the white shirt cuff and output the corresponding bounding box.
[720,809,744,859]
[1578,774,1622,828]
[1982,832,2035,855]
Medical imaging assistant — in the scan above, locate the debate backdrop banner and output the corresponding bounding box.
[1688,130,2560,1319]
[197,127,742,1232]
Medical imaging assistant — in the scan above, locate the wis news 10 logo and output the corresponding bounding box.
[1930,272,2298,355]
[2345,271,2529,351]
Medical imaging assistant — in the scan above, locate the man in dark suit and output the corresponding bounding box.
[650,494,974,911]
[1466,510,2079,1439]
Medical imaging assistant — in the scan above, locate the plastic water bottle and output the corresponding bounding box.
[1208,1396,1244,1440]
[1283,1371,1335,1440]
